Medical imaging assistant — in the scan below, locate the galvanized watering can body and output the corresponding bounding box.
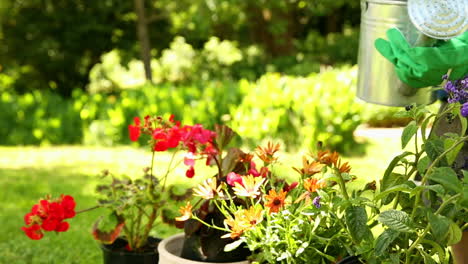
[357,0,436,106]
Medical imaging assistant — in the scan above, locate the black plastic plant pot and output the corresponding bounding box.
[100,237,161,264]
[336,256,363,264]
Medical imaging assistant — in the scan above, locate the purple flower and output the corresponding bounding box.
[461,103,468,118]
[444,75,468,104]
[313,196,321,208]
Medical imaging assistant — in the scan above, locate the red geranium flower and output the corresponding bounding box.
[22,224,44,240]
[21,194,76,240]
[128,117,141,141]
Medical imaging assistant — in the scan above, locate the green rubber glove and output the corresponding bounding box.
[375,28,468,88]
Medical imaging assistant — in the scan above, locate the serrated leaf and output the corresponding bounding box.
[428,213,450,243]
[378,210,413,233]
[374,229,400,257]
[447,221,462,245]
[224,239,244,252]
[401,121,418,149]
[427,167,462,193]
[417,156,431,175]
[345,206,373,243]
[444,137,464,166]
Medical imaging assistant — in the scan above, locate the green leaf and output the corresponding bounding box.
[410,184,445,197]
[428,213,450,242]
[345,206,374,243]
[463,170,468,184]
[375,184,413,201]
[378,210,413,233]
[417,156,431,175]
[224,239,244,252]
[381,170,408,205]
[460,113,468,135]
[421,114,436,142]
[401,121,418,149]
[424,138,445,164]
[447,221,463,245]
[444,137,464,166]
[459,184,468,207]
[381,152,412,192]
[427,167,462,193]
[374,229,400,257]
[420,250,436,264]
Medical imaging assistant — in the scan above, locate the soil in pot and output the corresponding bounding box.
[101,237,161,264]
[180,209,251,262]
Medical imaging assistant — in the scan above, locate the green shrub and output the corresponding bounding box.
[229,66,363,153]
[0,90,82,145]
[1,66,383,151]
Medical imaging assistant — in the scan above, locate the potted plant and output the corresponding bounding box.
[158,125,259,264]
[21,114,219,264]
[357,77,468,263]
[174,139,376,263]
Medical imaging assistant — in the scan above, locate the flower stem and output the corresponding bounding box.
[76,205,100,214]
[335,169,350,201]
[405,194,462,263]
[161,150,177,192]
[411,135,468,219]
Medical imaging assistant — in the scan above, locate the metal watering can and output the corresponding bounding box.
[357,0,468,106]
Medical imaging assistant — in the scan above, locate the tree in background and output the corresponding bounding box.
[0,0,360,97]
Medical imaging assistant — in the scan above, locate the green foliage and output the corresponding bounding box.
[0,90,82,145]
[1,67,365,151]
[364,104,468,263]
[1,0,361,97]
[230,66,363,152]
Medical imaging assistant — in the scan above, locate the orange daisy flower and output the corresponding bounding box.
[221,210,249,239]
[336,159,351,174]
[265,189,287,213]
[303,178,326,193]
[175,202,193,222]
[293,156,325,176]
[232,175,265,198]
[256,142,280,164]
[221,206,264,239]
[315,150,340,166]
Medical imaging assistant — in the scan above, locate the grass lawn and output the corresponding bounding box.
[0,133,402,264]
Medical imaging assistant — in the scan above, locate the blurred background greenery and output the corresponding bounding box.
[0,0,418,152]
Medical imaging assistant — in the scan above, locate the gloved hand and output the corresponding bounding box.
[375,28,468,88]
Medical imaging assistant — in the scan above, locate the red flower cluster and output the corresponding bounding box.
[128,115,217,178]
[22,195,76,240]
